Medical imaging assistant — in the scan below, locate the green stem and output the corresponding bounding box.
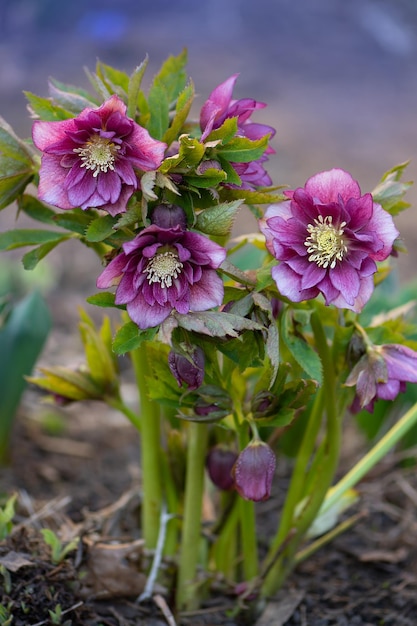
[322,399,417,515]
[131,343,162,549]
[261,307,342,597]
[107,396,142,431]
[176,422,208,611]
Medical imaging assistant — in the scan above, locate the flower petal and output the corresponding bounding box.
[304,169,361,203]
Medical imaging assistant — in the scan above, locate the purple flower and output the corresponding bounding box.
[32,95,166,216]
[233,440,276,502]
[206,446,238,491]
[259,169,399,312]
[97,224,226,329]
[346,343,417,412]
[168,346,205,390]
[200,74,275,188]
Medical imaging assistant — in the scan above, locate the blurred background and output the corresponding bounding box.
[1,0,416,287]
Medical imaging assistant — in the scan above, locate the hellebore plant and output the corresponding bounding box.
[1,51,417,619]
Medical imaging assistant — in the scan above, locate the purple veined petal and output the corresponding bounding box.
[127,291,172,329]
[200,74,239,136]
[123,233,155,255]
[96,253,128,288]
[315,273,340,305]
[32,118,78,152]
[96,170,122,203]
[182,232,227,268]
[328,263,360,306]
[173,242,192,263]
[271,263,318,303]
[242,122,276,141]
[101,185,135,216]
[291,189,320,224]
[65,163,90,189]
[300,262,327,290]
[330,273,374,312]
[115,158,138,186]
[382,345,417,383]
[188,270,224,311]
[367,202,399,261]
[127,125,166,170]
[37,155,73,209]
[114,271,137,304]
[67,168,97,206]
[355,368,378,408]
[174,296,191,315]
[304,169,361,204]
[375,379,402,401]
[345,194,374,229]
[152,282,170,306]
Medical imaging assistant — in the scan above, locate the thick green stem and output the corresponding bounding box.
[131,343,162,549]
[322,399,417,515]
[261,307,342,596]
[176,422,208,611]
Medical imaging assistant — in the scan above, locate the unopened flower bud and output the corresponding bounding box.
[151,203,187,230]
[168,346,205,391]
[233,440,276,502]
[206,446,238,491]
[251,390,279,419]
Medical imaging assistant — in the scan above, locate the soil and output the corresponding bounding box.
[2,366,417,625]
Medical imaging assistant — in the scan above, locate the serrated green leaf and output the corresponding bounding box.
[127,57,149,118]
[0,117,35,209]
[112,321,157,355]
[0,228,68,251]
[85,67,112,101]
[217,135,268,163]
[163,81,195,147]
[217,156,242,186]
[372,161,412,216]
[48,78,98,113]
[147,79,170,140]
[195,200,242,236]
[178,134,206,167]
[96,61,130,95]
[22,236,71,269]
[85,214,116,242]
[281,308,323,383]
[18,194,57,225]
[153,49,188,103]
[28,366,100,400]
[54,209,93,234]
[86,292,124,309]
[24,91,74,121]
[185,168,227,189]
[204,117,238,144]
[174,311,264,337]
[79,315,118,389]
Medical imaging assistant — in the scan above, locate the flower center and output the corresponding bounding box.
[73,134,120,177]
[144,250,183,288]
[304,215,347,269]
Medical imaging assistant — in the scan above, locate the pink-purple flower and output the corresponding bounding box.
[32,95,166,216]
[200,74,275,188]
[346,343,417,412]
[233,440,276,502]
[259,169,399,312]
[96,224,226,329]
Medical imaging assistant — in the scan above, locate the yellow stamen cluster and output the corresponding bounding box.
[73,134,120,177]
[304,215,347,269]
[144,250,183,288]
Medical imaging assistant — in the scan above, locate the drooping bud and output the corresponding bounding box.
[194,385,232,421]
[233,440,276,502]
[151,203,187,230]
[251,390,279,419]
[206,446,238,491]
[168,346,205,391]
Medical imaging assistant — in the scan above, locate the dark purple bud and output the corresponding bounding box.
[151,203,187,230]
[251,390,278,419]
[168,346,205,391]
[206,446,238,491]
[195,401,219,416]
[196,159,222,175]
[233,441,276,502]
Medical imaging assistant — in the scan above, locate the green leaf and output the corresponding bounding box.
[85,214,116,242]
[0,228,68,251]
[22,236,71,269]
[112,321,157,355]
[86,292,123,309]
[54,209,93,234]
[0,292,51,462]
[152,49,188,103]
[195,200,243,236]
[220,187,286,205]
[217,156,242,186]
[24,91,74,121]
[204,117,238,144]
[78,311,118,389]
[185,168,227,189]
[147,79,170,140]
[174,311,264,337]
[372,161,412,216]
[0,117,35,209]
[48,78,98,113]
[96,61,130,95]
[28,365,101,400]
[127,57,149,118]
[18,194,57,225]
[163,81,195,147]
[281,308,323,384]
[217,135,268,163]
